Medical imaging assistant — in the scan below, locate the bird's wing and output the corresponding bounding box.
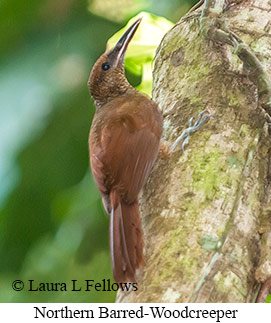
[90,98,162,204]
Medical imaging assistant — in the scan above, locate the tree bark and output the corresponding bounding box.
[117,0,271,302]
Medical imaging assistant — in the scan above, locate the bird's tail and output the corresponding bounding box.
[110,191,144,283]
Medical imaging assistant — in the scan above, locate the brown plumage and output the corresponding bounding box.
[88,18,163,283]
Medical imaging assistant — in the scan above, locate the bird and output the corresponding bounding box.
[88,18,163,283]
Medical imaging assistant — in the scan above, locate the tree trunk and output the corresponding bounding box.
[117,0,271,302]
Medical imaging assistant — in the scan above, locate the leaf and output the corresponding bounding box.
[107,11,174,95]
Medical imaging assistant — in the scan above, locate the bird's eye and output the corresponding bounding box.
[102,63,110,71]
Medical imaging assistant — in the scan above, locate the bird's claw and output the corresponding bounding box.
[170,110,216,153]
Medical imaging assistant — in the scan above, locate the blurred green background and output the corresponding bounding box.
[0,0,196,302]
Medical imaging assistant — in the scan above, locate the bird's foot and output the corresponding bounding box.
[256,277,271,303]
[170,110,216,153]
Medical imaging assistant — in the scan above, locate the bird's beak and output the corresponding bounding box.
[108,17,142,67]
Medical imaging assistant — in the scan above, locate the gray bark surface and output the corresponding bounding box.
[117,0,271,302]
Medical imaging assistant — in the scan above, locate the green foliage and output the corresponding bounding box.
[108,12,174,95]
[88,0,197,24]
[266,294,271,303]
[0,1,118,302]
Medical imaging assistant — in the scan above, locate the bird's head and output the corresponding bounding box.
[88,18,142,105]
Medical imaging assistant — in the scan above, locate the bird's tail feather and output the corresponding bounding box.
[110,191,144,283]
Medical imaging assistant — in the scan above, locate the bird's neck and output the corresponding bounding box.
[95,84,137,109]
